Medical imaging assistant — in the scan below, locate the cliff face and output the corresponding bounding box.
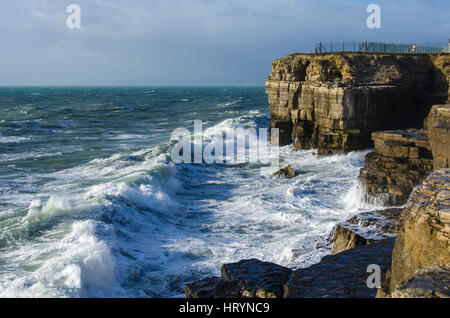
[359,104,450,205]
[427,104,450,169]
[266,53,450,154]
[359,129,434,205]
[378,169,450,298]
[185,54,450,299]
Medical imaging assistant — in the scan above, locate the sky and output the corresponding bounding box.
[0,0,448,86]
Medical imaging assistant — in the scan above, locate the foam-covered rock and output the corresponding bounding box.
[330,208,402,254]
[272,165,296,179]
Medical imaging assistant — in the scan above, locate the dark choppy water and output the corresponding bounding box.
[0,87,375,297]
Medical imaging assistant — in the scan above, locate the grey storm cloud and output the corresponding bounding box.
[0,0,448,85]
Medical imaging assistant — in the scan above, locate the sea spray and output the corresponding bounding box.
[0,87,382,297]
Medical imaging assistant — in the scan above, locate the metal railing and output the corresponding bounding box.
[314,41,450,54]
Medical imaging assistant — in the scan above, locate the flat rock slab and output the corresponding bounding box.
[222,259,292,298]
[185,259,292,298]
[284,238,395,298]
[330,208,402,254]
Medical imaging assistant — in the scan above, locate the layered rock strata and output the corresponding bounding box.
[427,104,450,169]
[185,55,450,299]
[358,104,450,207]
[266,53,449,154]
[359,129,434,205]
[378,169,450,298]
[389,265,450,298]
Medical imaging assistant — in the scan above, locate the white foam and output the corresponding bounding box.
[0,220,116,297]
[0,109,379,298]
[0,135,30,143]
[342,181,386,211]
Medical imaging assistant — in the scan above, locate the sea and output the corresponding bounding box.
[0,86,379,297]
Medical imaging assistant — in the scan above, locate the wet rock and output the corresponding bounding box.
[284,238,395,298]
[185,259,291,298]
[186,240,396,298]
[272,165,296,179]
[221,259,292,298]
[185,277,242,298]
[330,208,402,254]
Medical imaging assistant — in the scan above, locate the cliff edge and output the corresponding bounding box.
[266,53,449,154]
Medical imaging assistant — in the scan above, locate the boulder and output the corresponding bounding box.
[284,238,395,298]
[185,259,292,298]
[272,165,296,179]
[185,277,242,299]
[221,259,292,298]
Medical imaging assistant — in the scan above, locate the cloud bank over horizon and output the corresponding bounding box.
[0,0,448,85]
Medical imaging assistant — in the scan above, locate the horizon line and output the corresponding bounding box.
[0,84,266,88]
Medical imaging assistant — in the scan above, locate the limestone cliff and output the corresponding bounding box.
[358,104,449,206]
[427,104,450,169]
[359,129,434,205]
[266,53,450,154]
[184,54,450,299]
[378,169,450,298]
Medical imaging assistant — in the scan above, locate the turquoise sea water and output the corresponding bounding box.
[0,87,373,297]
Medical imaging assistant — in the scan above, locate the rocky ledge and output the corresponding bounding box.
[186,207,401,298]
[329,208,402,254]
[388,265,450,298]
[359,104,450,206]
[359,129,434,205]
[186,169,449,298]
[378,168,450,298]
[266,53,449,154]
[186,238,395,299]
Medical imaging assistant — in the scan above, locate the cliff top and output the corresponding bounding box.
[268,53,449,86]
